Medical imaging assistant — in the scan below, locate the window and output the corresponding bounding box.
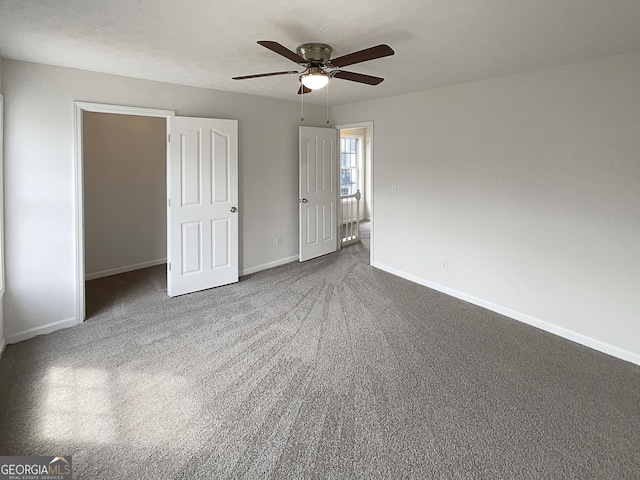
[340,137,359,196]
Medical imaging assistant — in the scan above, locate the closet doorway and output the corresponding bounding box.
[74,103,240,322]
[82,110,169,318]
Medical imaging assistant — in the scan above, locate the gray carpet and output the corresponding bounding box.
[1,234,639,479]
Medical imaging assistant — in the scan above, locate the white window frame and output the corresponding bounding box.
[340,135,363,197]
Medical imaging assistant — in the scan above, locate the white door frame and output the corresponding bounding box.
[336,121,374,266]
[73,102,175,324]
[0,95,5,299]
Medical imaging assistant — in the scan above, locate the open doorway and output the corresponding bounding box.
[338,122,373,264]
[74,103,240,323]
[73,102,175,323]
[82,112,167,318]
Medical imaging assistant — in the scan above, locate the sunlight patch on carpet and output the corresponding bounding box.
[40,367,117,443]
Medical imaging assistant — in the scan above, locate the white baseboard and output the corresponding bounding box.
[6,317,77,345]
[373,262,640,366]
[240,255,299,277]
[85,258,167,281]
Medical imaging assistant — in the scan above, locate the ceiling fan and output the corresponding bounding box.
[233,41,394,94]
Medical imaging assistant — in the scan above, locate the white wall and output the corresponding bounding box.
[1,59,326,342]
[83,112,166,279]
[333,51,640,363]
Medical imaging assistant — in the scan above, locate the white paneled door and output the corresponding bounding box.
[299,126,339,262]
[168,117,238,296]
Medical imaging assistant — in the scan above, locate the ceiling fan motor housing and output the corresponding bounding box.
[296,43,333,65]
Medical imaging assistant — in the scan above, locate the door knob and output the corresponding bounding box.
[300,198,308,203]
[230,207,237,213]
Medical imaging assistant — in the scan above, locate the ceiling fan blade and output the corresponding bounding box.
[330,44,394,68]
[333,70,384,85]
[232,70,298,80]
[297,85,312,94]
[258,41,307,64]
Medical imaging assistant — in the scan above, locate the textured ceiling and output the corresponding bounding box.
[1,0,639,106]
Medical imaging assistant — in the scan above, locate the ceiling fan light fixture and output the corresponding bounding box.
[234,41,393,95]
[300,69,330,90]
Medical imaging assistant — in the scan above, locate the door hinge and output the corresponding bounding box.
[168,133,170,142]
[168,198,171,207]
[168,262,171,271]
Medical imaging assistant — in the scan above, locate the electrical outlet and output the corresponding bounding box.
[442,258,448,269]
[276,236,282,246]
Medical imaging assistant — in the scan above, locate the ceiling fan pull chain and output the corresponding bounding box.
[326,81,330,124]
[300,86,304,122]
